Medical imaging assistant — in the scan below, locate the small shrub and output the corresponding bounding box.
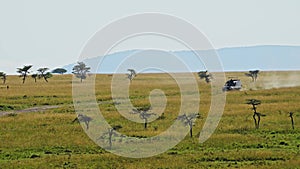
[279,141,288,146]
[7,113,17,117]
[167,151,178,155]
[0,105,14,111]
[29,154,40,159]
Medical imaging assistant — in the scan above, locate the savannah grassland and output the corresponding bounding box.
[0,71,300,169]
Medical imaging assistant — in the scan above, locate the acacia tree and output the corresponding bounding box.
[198,70,213,83]
[37,68,52,82]
[72,62,91,82]
[0,72,7,84]
[177,113,200,137]
[127,69,136,81]
[17,65,32,84]
[72,114,92,130]
[52,68,67,75]
[245,70,260,82]
[31,73,38,83]
[131,107,156,129]
[246,99,265,129]
[98,125,122,149]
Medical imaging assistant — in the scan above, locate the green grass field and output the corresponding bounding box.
[0,72,300,169]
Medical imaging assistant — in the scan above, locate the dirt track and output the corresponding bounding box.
[0,105,61,117]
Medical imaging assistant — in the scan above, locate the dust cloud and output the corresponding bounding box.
[243,71,300,90]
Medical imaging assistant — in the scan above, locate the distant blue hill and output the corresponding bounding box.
[64,45,300,73]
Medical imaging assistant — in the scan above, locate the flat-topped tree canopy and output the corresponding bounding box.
[52,68,67,75]
[198,70,213,83]
[16,65,33,84]
[246,99,261,106]
[245,70,260,82]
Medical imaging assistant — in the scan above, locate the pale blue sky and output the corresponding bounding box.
[1,0,300,74]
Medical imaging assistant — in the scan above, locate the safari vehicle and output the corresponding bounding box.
[222,79,242,91]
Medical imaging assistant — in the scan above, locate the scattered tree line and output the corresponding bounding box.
[0,66,68,85]
[1,64,296,131]
[197,69,260,83]
[0,62,93,84]
[246,99,296,130]
[16,66,67,83]
[0,63,297,150]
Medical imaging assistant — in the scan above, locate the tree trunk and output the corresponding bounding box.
[22,75,26,84]
[144,119,148,129]
[108,133,112,150]
[252,105,257,113]
[257,114,260,129]
[290,115,294,130]
[190,126,193,138]
[85,121,89,130]
[253,114,257,129]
